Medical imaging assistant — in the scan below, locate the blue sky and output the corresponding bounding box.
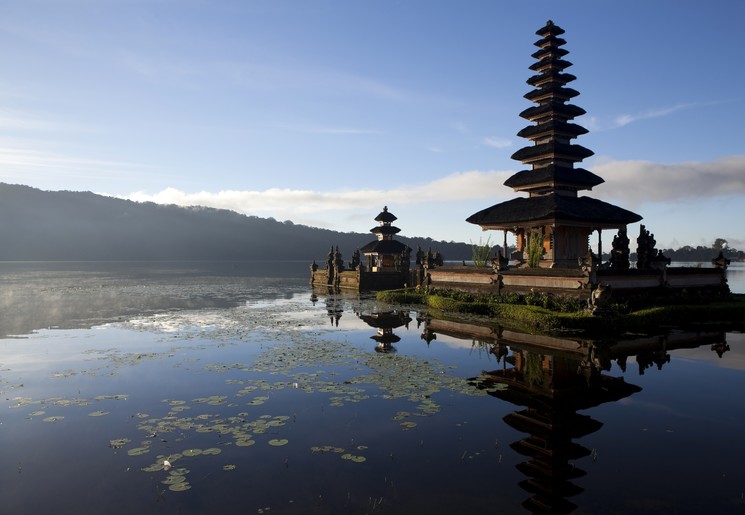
[1,0,743,250]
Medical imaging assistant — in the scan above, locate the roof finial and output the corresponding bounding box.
[547,20,554,26]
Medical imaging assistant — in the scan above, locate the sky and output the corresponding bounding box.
[1,0,743,251]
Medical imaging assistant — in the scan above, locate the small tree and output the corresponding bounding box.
[470,236,492,267]
[527,231,544,267]
[714,238,728,251]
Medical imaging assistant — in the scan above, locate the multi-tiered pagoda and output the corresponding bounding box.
[360,206,411,272]
[467,20,642,268]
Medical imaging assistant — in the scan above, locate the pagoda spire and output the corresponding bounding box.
[507,20,603,197]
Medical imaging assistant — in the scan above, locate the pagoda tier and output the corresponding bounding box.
[466,193,641,230]
[504,165,603,194]
[466,20,641,268]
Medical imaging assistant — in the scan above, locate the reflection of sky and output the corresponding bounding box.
[726,262,745,294]
[672,331,745,371]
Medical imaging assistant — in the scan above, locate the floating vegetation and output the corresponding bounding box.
[310,445,345,454]
[28,411,46,417]
[42,416,64,423]
[127,447,150,456]
[88,410,110,417]
[168,482,191,492]
[202,448,222,455]
[109,438,131,449]
[268,438,289,447]
[222,464,237,471]
[182,449,203,457]
[341,453,367,463]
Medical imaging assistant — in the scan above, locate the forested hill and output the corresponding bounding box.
[0,183,472,262]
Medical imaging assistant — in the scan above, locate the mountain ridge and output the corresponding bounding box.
[0,183,473,262]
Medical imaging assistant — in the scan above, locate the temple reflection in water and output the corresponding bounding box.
[424,316,728,514]
[358,309,412,353]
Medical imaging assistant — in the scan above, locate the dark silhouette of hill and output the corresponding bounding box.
[0,183,473,262]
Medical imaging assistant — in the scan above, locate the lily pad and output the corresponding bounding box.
[88,410,110,417]
[42,416,64,423]
[127,447,151,456]
[268,439,288,447]
[168,482,191,492]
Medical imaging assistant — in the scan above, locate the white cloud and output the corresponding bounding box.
[122,170,513,217]
[593,155,745,205]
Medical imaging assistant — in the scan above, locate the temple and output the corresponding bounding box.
[467,20,642,269]
[423,21,727,296]
[310,206,415,291]
[310,22,728,297]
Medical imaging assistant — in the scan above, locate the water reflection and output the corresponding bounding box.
[0,261,308,337]
[424,317,728,514]
[357,309,412,353]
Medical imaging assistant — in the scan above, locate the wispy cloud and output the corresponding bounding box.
[483,136,512,149]
[0,109,87,132]
[596,100,734,131]
[451,121,469,134]
[0,146,158,181]
[274,124,383,135]
[120,50,409,103]
[613,103,697,128]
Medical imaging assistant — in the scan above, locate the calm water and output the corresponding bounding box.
[0,261,744,514]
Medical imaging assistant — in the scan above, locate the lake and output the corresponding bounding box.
[1,261,744,514]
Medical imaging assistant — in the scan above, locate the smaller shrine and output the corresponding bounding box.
[359,206,411,273]
[310,206,415,291]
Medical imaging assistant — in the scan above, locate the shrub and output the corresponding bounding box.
[470,236,493,267]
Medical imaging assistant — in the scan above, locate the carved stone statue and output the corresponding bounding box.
[334,246,344,272]
[349,249,361,271]
[637,225,670,270]
[579,247,599,272]
[415,246,424,266]
[491,249,509,271]
[609,227,630,270]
